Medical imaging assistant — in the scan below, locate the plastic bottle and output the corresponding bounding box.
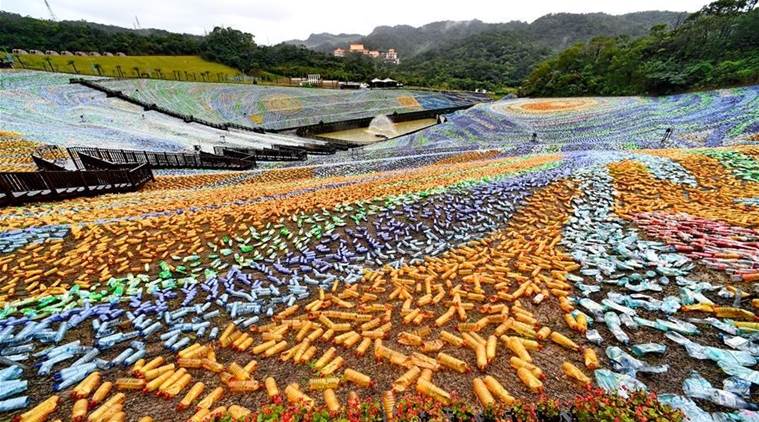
[631,343,667,357]
[228,405,251,420]
[472,377,495,407]
[717,361,759,385]
[715,307,755,321]
[323,389,341,413]
[415,378,451,405]
[163,373,192,398]
[392,366,421,393]
[517,367,543,393]
[222,378,257,392]
[510,356,544,379]
[115,378,146,391]
[159,369,188,393]
[562,362,591,385]
[436,353,469,373]
[178,382,204,411]
[583,348,599,369]
[89,381,112,407]
[593,369,646,397]
[0,380,27,400]
[228,362,250,381]
[18,395,59,422]
[177,358,203,369]
[604,312,630,344]
[264,377,279,398]
[284,384,314,407]
[585,329,603,345]
[188,408,209,422]
[196,386,223,410]
[144,364,175,381]
[377,390,393,421]
[344,369,372,388]
[0,396,28,413]
[709,388,754,410]
[0,366,22,382]
[307,377,341,391]
[504,336,531,361]
[71,398,88,422]
[89,395,125,422]
[550,331,579,351]
[482,375,514,404]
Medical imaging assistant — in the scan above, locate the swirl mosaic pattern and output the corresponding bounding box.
[3,69,759,421]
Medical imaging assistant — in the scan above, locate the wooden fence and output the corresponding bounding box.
[0,163,153,206]
[68,147,255,170]
[213,147,306,162]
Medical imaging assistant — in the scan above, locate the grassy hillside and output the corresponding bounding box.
[521,2,759,96]
[12,55,241,81]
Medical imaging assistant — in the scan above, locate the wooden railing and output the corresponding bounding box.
[0,163,154,206]
[214,147,306,162]
[68,147,255,170]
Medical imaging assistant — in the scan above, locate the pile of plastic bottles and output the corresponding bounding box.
[0,139,758,420]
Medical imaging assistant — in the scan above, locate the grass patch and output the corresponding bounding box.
[12,55,241,82]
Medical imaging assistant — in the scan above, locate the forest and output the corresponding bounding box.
[520,0,759,96]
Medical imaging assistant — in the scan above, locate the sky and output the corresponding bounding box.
[2,0,709,45]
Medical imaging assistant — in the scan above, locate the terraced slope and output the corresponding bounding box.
[370,86,759,154]
[0,70,318,153]
[100,78,486,130]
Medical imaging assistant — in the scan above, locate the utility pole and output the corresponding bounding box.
[43,0,57,21]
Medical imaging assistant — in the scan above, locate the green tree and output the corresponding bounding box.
[200,27,258,73]
[521,0,759,96]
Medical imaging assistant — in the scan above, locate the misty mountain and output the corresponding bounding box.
[284,32,363,53]
[387,11,688,91]
[287,11,686,57]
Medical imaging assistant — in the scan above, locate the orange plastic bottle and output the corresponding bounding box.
[177,382,204,411]
[228,380,260,393]
[71,398,88,422]
[264,377,279,398]
[324,389,341,413]
[472,378,495,407]
[344,368,372,388]
[195,387,224,410]
[89,381,113,407]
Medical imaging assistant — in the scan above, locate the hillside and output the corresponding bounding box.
[0,13,376,83]
[361,19,520,57]
[392,30,551,91]
[521,2,759,96]
[284,32,363,53]
[0,11,201,55]
[526,11,687,50]
[385,11,687,91]
[12,55,240,80]
[288,11,686,58]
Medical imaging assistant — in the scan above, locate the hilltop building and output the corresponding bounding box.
[333,44,400,64]
[384,48,399,65]
[349,43,366,54]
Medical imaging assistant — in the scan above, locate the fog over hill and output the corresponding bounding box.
[285,11,686,56]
